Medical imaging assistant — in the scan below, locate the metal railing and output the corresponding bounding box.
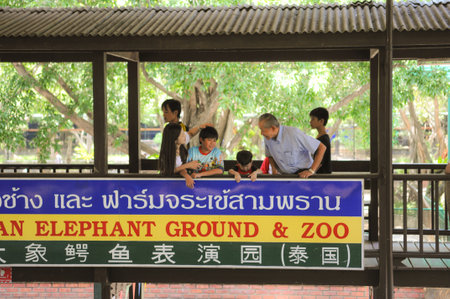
[393,164,450,259]
[0,163,130,174]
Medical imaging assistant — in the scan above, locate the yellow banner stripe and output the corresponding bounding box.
[0,214,362,243]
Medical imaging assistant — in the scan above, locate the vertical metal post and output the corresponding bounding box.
[448,96,450,153]
[375,0,394,297]
[93,283,102,299]
[370,49,380,241]
[434,179,440,252]
[418,180,424,252]
[94,268,110,299]
[128,60,141,173]
[93,52,108,175]
[403,177,408,251]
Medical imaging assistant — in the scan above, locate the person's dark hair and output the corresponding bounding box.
[199,126,218,140]
[258,113,280,128]
[236,150,253,166]
[159,123,187,176]
[309,107,329,126]
[161,99,181,118]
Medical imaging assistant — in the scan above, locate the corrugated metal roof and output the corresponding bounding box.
[0,1,448,38]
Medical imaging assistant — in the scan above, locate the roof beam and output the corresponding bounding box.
[0,31,448,55]
[140,49,371,62]
[107,51,139,62]
[0,47,448,64]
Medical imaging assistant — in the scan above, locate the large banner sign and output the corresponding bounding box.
[0,178,363,270]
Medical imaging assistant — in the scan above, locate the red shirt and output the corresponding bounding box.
[232,164,258,175]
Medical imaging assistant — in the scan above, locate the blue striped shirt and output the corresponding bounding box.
[264,125,320,174]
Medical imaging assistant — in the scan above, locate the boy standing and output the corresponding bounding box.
[188,126,224,178]
[161,98,211,138]
[229,150,262,182]
[161,99,188,130]
[309,107,332,173]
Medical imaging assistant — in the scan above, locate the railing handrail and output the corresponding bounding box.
[0,172,379,180]
[0,160,446,170]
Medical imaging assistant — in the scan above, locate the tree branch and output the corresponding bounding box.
[225,117,258,152]
[56,76,94,120]
[140,63,184,102]
[328,119,342,138]
[408,100,432,163]
[328,83,370,114]
[433,97,446,158]
[13,62,94,135]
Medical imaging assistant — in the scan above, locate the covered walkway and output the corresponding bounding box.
[0,1,449,298]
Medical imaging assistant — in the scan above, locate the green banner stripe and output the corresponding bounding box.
[0,241,362,269]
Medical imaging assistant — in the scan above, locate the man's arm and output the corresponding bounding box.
[298,142,326,178]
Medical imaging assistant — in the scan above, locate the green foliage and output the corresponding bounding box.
[437,156,448,164]
[0,65,30,152]
[30,105,66,163]
[393,62,449,107]
[73,144,94,162]
[2,58,447,161]
[106,62,129,135]
[143,61,365,132]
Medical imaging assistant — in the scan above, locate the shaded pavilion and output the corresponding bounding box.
[0,1,449,298]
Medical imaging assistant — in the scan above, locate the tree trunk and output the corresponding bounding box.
[327,119,342,140]
[400,108,418,163]
[65,134,73,164]
[216,109,236,149]
[328,83,369,114]
[141,63,227,149]
[408,100,432,163]
[216,108,230,145]
[56,76,93,120]
[225,117,258,153]
[400,102,433,164]
[433,97,446,159]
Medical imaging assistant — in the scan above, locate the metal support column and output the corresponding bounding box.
[128,60,141,173]
[448,96,450,154]
[375,0,394,297]
[93,52,108,175]
[370,49,380,242]
[94,268,110,299]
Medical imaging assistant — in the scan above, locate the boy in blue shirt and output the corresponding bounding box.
[188,126,224,178]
